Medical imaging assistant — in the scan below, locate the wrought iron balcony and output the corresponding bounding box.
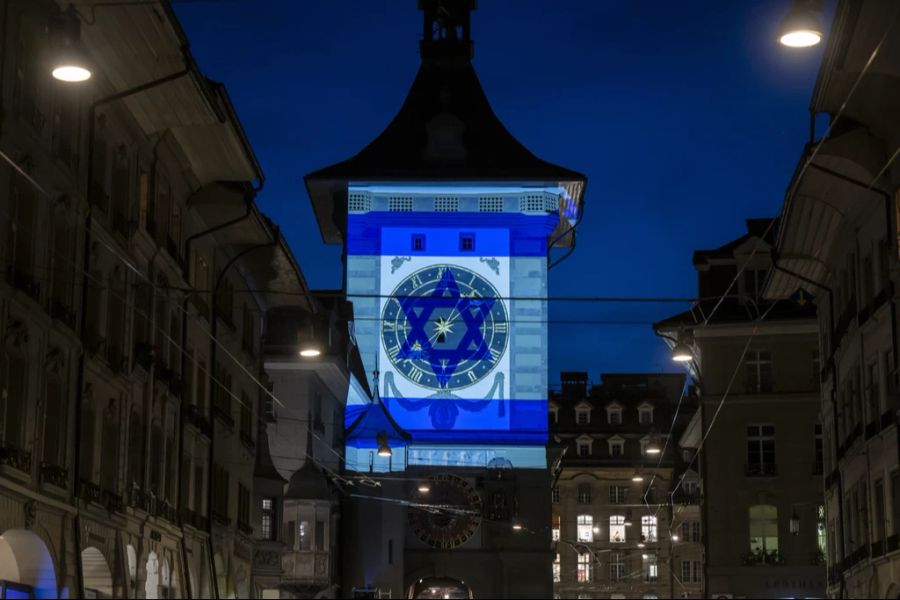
[0,443,32,473]
[40,462,68,488]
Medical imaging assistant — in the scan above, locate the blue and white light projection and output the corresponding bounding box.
[344,183,576,469]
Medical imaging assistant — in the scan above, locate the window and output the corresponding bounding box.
[577,553,591,583]
[747,424,776,475]
[691,521,701,543]
[577,483,592,504]
[549,404,558,424]
[606,405,622,425]
[609,486,627,504]
[411,234,425,251]
[817,504,827,559]
[609,552,625,581]
[814,423,823,474]
[237,484,251,529]
[681,560,691,583]
[892,471,900,536]
[551,485,560,504]
[642,554,658,582]
[261,498,275,540]
[608,437,624,457]
[745,350,774,393]
[609,515,626,543]
[240,391,253,444]
[638,404,654,425]
[459,233,475,252]
[552,514,560,541]
[641,515,658,542]
[298,520,311,550]
[749,504,779,556]
[691,560,702,583]
[576,407,591,425]
[553,554,561,583]
[577,515,594,542]
[867,361,880,422]
[577,437,592,458]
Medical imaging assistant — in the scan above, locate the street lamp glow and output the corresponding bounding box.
[672,534,680,542]
[52,64,92,82]
[671,341,692,363]
[778,1,823,48]
[376,431,392,457]
[299,347,321,358]
[645,445,661,455]
[417,483,431,494]
[512,521,523,531]
[780,30,822,47]
[632,473,644,483]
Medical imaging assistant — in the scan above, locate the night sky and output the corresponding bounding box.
[173,0,826,384]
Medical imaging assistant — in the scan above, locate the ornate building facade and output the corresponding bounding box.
[0,1,310,597]
[549,372,703,599]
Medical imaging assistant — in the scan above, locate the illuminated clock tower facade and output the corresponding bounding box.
[305,2,585,597]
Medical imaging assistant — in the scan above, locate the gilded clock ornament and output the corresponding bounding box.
[409,474,482,549]
[381,264,508,391]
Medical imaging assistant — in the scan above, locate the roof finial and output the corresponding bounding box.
[419,0,475,61]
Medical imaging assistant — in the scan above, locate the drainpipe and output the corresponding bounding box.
[207,224,279,599]
[771,253,844,598]
[180,186,256,599]
[72,65,191,597]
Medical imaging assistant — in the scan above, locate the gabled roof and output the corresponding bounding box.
[345,399,411,448]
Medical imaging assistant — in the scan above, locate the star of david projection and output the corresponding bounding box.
[398,269,496,388]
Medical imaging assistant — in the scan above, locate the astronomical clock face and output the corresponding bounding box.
[409,474,482,549]
[381,264,509,391]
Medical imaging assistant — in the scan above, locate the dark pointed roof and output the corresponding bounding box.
[284,460,333,501]
[345,398,411,448]
[305,3,587,244]
[254,426,287,483]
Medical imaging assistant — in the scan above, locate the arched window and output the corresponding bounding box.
[749,504,779,558]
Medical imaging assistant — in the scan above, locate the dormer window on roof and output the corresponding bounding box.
[638,402,654,425]
[548,402,559,424]
[575,402,592,425]
[606,402,623,425]
[608,435,625,457]
[576,434,593,458]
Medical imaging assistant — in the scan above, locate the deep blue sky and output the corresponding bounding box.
[174,1,826,384]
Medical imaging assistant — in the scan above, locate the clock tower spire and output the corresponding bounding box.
[419,0,475,61]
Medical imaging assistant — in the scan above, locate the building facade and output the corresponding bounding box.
[765,1,900,597]
[303,2,585,597]
[0,1,310,597]
[657,219,826,598]
[549,372,703,599]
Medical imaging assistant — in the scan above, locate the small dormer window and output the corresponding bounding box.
[638,403,654,425]
[459,233,475,252]
[606,403,623,425]
[412,234,426,252]
[576,435,593,458]
[549,404,559,424]
[575,404,591,425]
[608,436,625,457]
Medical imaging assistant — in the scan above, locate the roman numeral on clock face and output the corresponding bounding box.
[467,371,477,383]
[493,322,508,333]
[408,366,424,383]
[388,344,400,359]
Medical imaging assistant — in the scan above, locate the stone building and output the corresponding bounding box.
[549,372,702,599]
[0,1,309,597]
[764,1,900,596]
[657,219,826,598]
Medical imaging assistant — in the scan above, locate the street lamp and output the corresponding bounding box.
[778,0,823,48]
[671,338,693,363]
[48,5,92,82]
[417,482,431,494]
[298,319,322,358]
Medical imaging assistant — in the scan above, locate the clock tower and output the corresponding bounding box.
[305,2,585,597]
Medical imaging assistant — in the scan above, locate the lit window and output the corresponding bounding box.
[459,233,475,252]
[749,504,779,558]
[642,553,658,582]
[577,514,594,542]
[553,553,561,583]
[577,553,592,583]
[411,234,426,252]
[609,515,626,543]
[261,497,275,540]
[641,515,658,542]
[552,513,560,541]
[817,504,827,559]
[298,520,311,550]
[747,424,776,476]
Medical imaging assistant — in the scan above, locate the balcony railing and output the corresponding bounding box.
[40,462,68,488]
[128,484,152,512]
[212,509,231,526]
[102,490,124,513]
[79,480,103,504]
[181,508,210,531]
[0,443,32,473]
[745,463,777,477]
[742,549,784,565]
